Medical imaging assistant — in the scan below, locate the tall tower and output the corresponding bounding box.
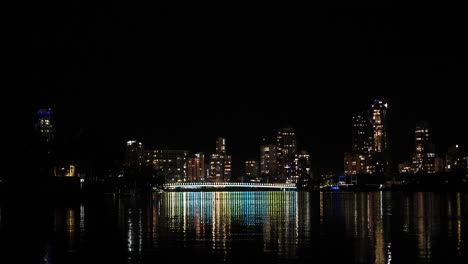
[188,152,205,181]
[411,121,430,172]
[294,150,311,184]
[352,111,372,155]
[260,145,277,181]
[277,127,297,182]
[349,110,374,174]
[36,108,54,142]
[125,140,144,167]
[210,137,231,182]
[216,137,226,154]
[371,99,389,174]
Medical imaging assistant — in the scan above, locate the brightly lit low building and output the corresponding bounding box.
[398,163,412,174]
[54,165,77,177]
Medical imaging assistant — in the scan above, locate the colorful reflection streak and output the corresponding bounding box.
[2,191,465,264]
[156,191,307,261]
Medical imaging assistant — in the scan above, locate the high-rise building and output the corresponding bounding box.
[125,140,144,167]
[36,108,54,142]
[411,121,430,173]
[209,137,231,182]
[370,99,389,174]
[187,152,205,181]
[245,160,259,180]
[352,111,372,155]
[425,143,436,174]
[260,145,277,179]
[277,127,297,182]
[145,149,189,181]
[446,144,462,172]
[294,150,311,184]
[351,111,374,174]
[216,137,226,154]
[209,154,232,182]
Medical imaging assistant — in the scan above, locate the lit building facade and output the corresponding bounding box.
[209,154,232,182]
[277,127,297,182]
[344,152,368,175]
[260,145,277,178]
[145,149,189,182]
[352,111,372,155]
[245,160,259,180]
[187,152,205,182]
[216,137,226,154]
[351,111,374,174]
[293,150,311,184]
[36,108,54,142]
[125,140,144,167]
[424,143,436,174]
[371,99,389,174]
[398,163,412,174]
[54,165,76,177]
[209,137,232,182]
[411,121,430,173]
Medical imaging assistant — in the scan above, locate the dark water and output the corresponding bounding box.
[1,191,467,263]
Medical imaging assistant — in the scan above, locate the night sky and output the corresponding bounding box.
[11,2,467,175]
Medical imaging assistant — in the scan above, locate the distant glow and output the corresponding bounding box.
[37,109,52,115]
[384,103,388,108]
[456,145,459,148]
[80,179,85,183]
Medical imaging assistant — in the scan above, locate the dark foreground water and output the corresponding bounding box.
[0,191,467,263]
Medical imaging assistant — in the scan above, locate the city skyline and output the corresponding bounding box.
[8,96,468,178]
[11,96,466,180]
[18,2,467,177]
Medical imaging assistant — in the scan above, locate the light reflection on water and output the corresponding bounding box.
[0,191,467,263]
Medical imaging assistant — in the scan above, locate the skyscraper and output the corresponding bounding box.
[411,121,430,173]
[187,152,205,181]
[209,137,232,182]
[352,111,372,155]
[36,108,54,142]
[125,140,144,167]
[350,110,374,174]
[370,99,389,174]
[260,145,277,181]
[294,150,311,184]
[216,137,226,154]
[277,127,297,182]
[209,154,232,182]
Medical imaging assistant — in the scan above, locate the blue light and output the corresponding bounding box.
[37,109,52,115]
[331,186,340,190]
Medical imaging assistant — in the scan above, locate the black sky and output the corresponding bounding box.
[11,2,468,175]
